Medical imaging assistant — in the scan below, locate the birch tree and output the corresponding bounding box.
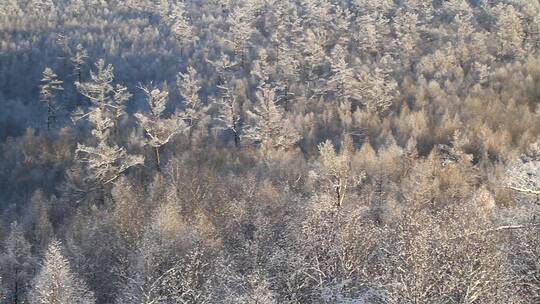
[40,68,63,130]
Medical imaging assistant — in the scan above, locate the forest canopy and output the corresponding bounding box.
[0,0,539,303]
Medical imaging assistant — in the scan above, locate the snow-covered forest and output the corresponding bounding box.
[0,0,539,303]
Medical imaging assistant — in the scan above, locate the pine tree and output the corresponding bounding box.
[135,83,185,171]
[29,240,95,304]
[40,68,64,130]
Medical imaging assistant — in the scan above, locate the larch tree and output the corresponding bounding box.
[75,109,144,187]
[29,240,95,304]
[74,60,142,195]
[40,68,64,130]
[354,67,398,116]
[177,66,210,147]
[0,222,35,304]
[329,45,361,110]
[135,83,185,172]
[393,10,419,65]
[243,85,300,158]
[30,190,54,253]
[312,135,365,208]
[227,4,255,66]
[28,0,56,15]
[214,84,242,148]
[115,201,213,304]
[169,1,194,42]
[494,3,525,60]
[0,0,22,17]
[355,12,389,55]
[70,44,88,84]
[75,59,131,135]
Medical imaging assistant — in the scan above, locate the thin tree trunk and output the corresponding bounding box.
[47,100,52,131]
[154,146,161,172]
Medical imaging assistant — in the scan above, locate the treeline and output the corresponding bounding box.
[0,0,539,303]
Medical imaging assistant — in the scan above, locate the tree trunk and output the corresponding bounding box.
[47,100,52,131]
[154,146,161,172]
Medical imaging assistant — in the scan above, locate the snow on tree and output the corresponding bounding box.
[311,135,365,208]
[494,3,525,59]
[70,44,88,83]
[177,66,210,147]
[74,59,131,132]
[29,239,95,304]
[135,83,185,171]
[0,222,35,304]
[27,0,56,15]
[76,109,144,186]
[329,45,361,108]
[505,141,540,198]
[213,84,242,148]
[227,4,255,65]
[160,0,195,47]
[40,68,63,130]
[115,201,213,304]
[0,0,22,17]
[243,84,300,158]
[393,10,419,64]
[355,12,389,55]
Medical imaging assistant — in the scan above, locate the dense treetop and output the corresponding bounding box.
[0,0,539,303]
